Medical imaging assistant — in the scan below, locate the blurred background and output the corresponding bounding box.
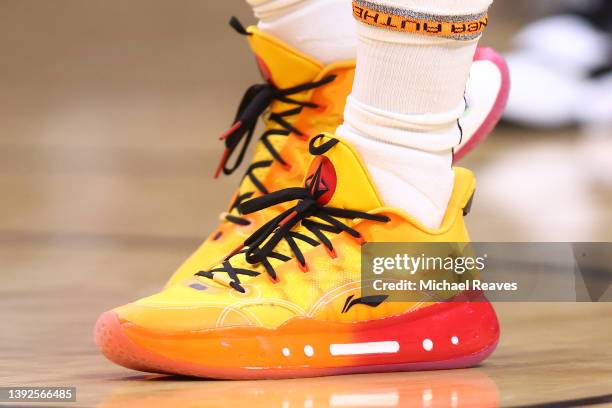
[1,0,610,255]
[2,0,611,245]
[1,1,611,405]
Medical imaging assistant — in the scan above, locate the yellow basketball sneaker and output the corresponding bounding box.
[165,18,510,287]
[95,134,500,379]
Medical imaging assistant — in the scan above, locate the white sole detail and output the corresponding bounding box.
[329,341,400,356]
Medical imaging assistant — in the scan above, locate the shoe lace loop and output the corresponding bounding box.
[215,76,336,227]
[214,17,337,228]
[199,138,390,293]
[215,76,336,179]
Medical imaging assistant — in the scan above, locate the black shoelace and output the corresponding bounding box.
[215,18,336,227]
[198,137,391,293]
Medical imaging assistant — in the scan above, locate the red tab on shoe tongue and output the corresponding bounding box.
[303,135,383,213]
[304,156,337,205]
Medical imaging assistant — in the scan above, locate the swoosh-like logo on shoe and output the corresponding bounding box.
[341,295,389,313]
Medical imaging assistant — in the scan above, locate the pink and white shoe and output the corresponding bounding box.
[455,48,511,162]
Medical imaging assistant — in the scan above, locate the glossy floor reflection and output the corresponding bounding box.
[99,370,499,408]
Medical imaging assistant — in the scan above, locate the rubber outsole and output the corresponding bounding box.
[95,303,499,380]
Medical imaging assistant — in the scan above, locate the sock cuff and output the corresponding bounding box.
[352,0,489,40]
[340,95,464,152]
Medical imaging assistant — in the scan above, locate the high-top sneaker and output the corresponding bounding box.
[96,134,499,379]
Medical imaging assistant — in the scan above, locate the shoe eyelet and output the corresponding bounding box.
[294,131,310,141]
[280,161,292,172]
[315,104,328,113]
[238,216,254,229]
[298,261,309,273]
[230,281,249,295]
[229,284,256,299]
[324,246,337,259]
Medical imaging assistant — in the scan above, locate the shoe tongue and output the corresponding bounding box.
[304,135,383,213]
[246,27,324,89]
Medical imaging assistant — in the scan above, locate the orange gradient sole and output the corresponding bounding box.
[95,299,499,380]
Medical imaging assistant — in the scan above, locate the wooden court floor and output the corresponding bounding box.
[2,2,612,407]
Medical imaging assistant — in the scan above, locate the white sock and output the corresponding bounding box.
[338,0,493,229]
[245,0,356,64]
